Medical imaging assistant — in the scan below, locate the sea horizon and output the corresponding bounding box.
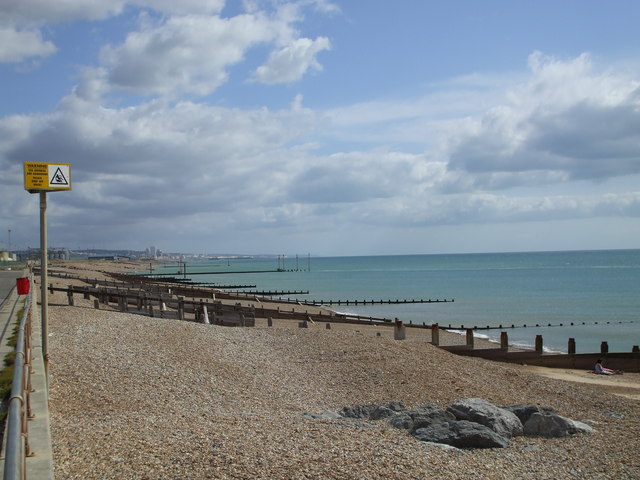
[168,246,639,260]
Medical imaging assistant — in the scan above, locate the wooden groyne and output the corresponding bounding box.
[45,271,455,308]
[305,298,454,306]
[441,346,640,373]
[135,270,281,276]
[47,282,410,329]
[429,324,640,373]
[239,290,310,296]
[441,320,636,330]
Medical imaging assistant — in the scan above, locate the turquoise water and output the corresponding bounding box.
[154,250,640,354]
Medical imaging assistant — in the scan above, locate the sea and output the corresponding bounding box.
[152,249,640,354]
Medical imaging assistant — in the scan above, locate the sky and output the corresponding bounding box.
[1,0,640,256]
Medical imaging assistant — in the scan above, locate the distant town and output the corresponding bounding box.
[0,245,260,263]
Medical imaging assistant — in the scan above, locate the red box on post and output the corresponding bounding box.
[16,277,30,295]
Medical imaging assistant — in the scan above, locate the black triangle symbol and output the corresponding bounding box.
[50,167,69,185]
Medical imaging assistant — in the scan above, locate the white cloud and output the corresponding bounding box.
[0,25,56,63]
[1,90,318,230]
[330,189,640,229]
[447,52,640,184]
[0,0,222,23]
[101,12,284,96]
[3,46,640,253]
[96,4,334,97]
[0,0,123,63]
[287,150,416,203]
[253,36,331,84]
[0,0,126,24]
[319,52,640,193]
[139,0,224,16]
[0,0,299,73]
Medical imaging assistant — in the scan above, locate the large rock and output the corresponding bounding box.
[523,412,596,438]
[340,402,405,420]
[413,420,510,449]
[388,404,455,431]
[503,404,556,424]
[369,405,400,421]
[447,398,523,438]
[388,412,414,430]
[340,405,375,419]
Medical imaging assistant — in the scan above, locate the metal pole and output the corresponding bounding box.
[40,191,48,367]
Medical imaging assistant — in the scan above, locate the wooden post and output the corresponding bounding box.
[465,328,474,348]
[267,317,273,327]
[600,341,609,355]
[431,323,440,346]
[93,299,99,309]
[67,287,74,306]
[325,323,331,329]
[500,331,508,349]
[632,345,639,353]
[178,298,184,320]
[568,338,576,354]
[535,335,543,353]
[394,319,406,340]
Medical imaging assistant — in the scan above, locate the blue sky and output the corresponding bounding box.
[1,0,640,256]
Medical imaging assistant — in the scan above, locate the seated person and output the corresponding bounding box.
[594,359,621,375]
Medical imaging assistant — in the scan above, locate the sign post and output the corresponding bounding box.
[24,162,71,369]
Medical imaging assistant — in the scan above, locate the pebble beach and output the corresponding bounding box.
[44,261,640,479]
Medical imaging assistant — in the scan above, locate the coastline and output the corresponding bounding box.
[43,259,640,479]
[149,252,640,355]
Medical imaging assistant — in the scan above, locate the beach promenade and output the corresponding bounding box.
[0,270,54,480]
[5,261,640,479]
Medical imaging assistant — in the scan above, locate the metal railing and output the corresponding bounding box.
[3,283,33,480]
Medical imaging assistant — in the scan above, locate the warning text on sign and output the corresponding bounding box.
[24,162,72,192]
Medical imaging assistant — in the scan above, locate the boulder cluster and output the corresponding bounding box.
[303,398,595,449]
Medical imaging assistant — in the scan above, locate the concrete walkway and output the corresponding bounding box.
[0,271,54,479]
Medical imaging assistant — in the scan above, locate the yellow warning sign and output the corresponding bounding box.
[24,162,72,192]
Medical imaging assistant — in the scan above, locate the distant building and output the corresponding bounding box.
[145,246,164,259]
[27,247,70,261]
[0,250,16,262]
